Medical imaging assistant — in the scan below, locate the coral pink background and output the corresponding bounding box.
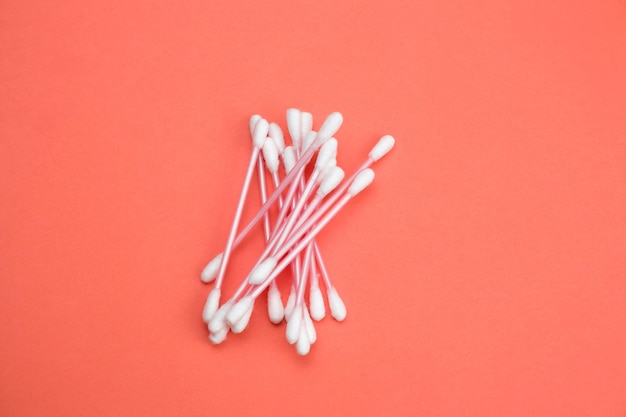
[2,1,625,416]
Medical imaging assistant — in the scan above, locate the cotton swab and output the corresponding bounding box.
[284,288,296,318]
[309,264,326,320]
[257,168,374,283]
[200,136,282,284]
[286,108,302,150]
[286,242,314,337]
[290,135,395,236]
[327,287,347,321]
[201,112,344,284]
[296,325,311,356]
[267,281,285,324]
[211,167,375,339]
[289,136,394,322]
[282,138,337,230]
[294,304,316,355]
[268,122,286,154]
[281,143,298,318]
[302,305,317,344]
[200,109,395,355]
[230,165,345,303]
[209,326,229,345]
[249,164,343,281]
[199,116,262,283]
[208,138,385,335]
[300,111,313,144]
[258,146,275,238]
[265,134,326,244]
[226,295,254,329]
[249,139,338,282]
[226,112,343,247]
[289,164,345,237]
[259,138,286,324]
[224,161,341,303]
[248,168,376,300]
[285,242,314,346]
[201,117,268,322]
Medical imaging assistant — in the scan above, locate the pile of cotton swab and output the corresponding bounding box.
[200,109,394,355]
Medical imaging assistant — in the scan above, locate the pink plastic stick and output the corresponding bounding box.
[227,157,303,303]
[239,158,374,301]
[313,243,333,290]
[292,158,373,233]
[250,194,352,299]
[257,157,271,242]
[273,168,321,253]
[211,142,333,290]
[295,243,314,306]
[214,145,261,290]
[229,137,324,246]
[258,157,284,316]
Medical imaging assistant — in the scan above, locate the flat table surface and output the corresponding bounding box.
[1,1,625,416]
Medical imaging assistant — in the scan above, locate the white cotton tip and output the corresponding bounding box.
[249,114,262,136]
[309,287,326,321]
[285,309,302,344]
[231,303,253,334]
[209,327,228,345]
[284,287,296,317]
[328,287,347,321]
[318,167,345,197]
[286,108,302,149]
[262,137,280,173]
[226,296,254,326]
[300,111,313,140]
[202,288,221,323]
[296,326,311,356]
[321,158,337,178]
[348,168,375,196]
[369,134,396,161]
[317,112,343,142]
[318,159,338,185]
[268,283,285,324]
[268,122,286,154]
[282,146,296,173]
[208,301,232,333]
[248,257,277,285]
[200,253,223,283]
[315,138,338,170]
[302,131,317,152]
[303,307,317,344]
[252,118,269,148]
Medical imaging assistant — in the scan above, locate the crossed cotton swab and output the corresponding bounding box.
[269,139,338,256]
[200,112,342,284]
[200,108,395,355]
[209,162,386,347]
[210,158,385,345]
[212,137,339,328]
[244,133,395,292]
[218,161,344,321]
[201,118,269,323]
[202,121,338,327]
[246,168,376,295]
[260,137,287,324]
[228,166,345,333]
[215,168,376,341]
[202,114,340,308]
[245,143,339,286]
[232,112,343,244]
[210,167,373,332]
[263,134,336,325]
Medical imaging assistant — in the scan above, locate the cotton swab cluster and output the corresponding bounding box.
[200,109,394,355]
